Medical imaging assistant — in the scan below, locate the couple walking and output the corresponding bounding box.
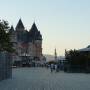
[50,64,58,72]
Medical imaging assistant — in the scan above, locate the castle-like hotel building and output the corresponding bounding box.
[9,19,43,65]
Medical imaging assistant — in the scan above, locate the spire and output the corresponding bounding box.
[16,19,24,30]
[29,22,38,38]
[29,22,42,41]
[30,22,38,32]
[55,48,57,61]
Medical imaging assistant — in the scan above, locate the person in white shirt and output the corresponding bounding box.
[50,64,54,72]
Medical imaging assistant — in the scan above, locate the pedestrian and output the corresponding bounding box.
[54,64,57,72]
[50,64,54,72]
[55,64,59,72]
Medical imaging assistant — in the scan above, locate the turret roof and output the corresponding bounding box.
[29,22,42,40]
[9,25,14,34]
[16,19,24,29]
[29,22,38,33]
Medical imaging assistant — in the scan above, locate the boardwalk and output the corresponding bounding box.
[0,67,90,90]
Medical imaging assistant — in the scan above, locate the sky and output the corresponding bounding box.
[0,0,90,56]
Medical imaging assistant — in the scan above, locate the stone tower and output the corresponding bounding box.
[29,22,42,60]
[9,25,17,49]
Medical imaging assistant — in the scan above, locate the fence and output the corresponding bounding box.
[0,51,12,81]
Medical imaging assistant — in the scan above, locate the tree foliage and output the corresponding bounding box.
[0,20,14,52]
[65,49,90,72]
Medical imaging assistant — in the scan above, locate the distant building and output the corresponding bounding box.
[79,45,90,52]
[9,19,43,65]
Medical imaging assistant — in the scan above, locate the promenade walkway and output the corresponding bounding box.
[0,67,90,90]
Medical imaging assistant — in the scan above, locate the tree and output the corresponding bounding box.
[65,49,89,72]
[0,20,14,52]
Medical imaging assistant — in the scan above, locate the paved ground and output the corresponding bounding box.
[0,67,90,90]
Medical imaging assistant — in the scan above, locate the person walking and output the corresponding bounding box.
[55,64,59,72]
[55,64,57,72]
[50,64,54,72]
